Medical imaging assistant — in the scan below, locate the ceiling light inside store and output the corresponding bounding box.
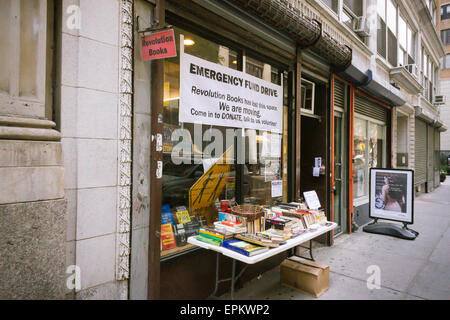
[184,39,195,46]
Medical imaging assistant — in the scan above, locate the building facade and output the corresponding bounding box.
[439,0,450,160]
[0,0,446,300]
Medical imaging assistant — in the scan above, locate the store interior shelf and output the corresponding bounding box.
[160,243,200,262]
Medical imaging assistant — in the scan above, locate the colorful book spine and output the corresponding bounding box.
[196,235,222,246]
[199,228,225,239]
[198,231,223,243]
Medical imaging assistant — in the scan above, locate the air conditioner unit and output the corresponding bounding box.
[354,16,370,37]
[434,95,446,105]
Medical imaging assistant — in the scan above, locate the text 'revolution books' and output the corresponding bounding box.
[221,239,269,257]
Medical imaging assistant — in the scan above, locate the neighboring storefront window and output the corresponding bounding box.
[161,27,289,257]
[353,117,386,201]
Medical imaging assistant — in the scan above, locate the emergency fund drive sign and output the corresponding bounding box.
[179,53,283,133]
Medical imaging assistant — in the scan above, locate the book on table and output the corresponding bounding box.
[196,234,222,246]
[221,239,270,257]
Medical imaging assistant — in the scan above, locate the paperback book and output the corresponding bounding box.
[161,223,176,250]
[221,239,269,257]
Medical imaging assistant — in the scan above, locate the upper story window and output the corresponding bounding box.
[377,0,416,70]
[398,14,416,67]
[440,54,450,70]
[420,47,437,103]
[426,0,437,24]
[442,4,450,21]
[322,0,339,14]
[441,29,450,46]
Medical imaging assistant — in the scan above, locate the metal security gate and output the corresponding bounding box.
[355,95,388,123]
[435,129,440,188]
[415,119,427,186]
[334,80,346,110]
[427,124,434,192]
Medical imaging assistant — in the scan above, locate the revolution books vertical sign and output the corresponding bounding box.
[179,52,283,133]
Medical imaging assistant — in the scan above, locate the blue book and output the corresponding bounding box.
[161,204,176,226]
[221,239,269,257]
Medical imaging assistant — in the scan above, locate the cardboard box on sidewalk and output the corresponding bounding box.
[280,256,329,298]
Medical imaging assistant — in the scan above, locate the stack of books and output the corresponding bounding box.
[311,210,328,225]
[282,216,306,236]
[196,227,233,246]
[213,220,247,234]
[265,216,296,232]
[221,239,269,257]
[234,233,280,248]
[257,229,291,243]
[300,211,317,228]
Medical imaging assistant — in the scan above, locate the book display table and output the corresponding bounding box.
[187,222,337,299]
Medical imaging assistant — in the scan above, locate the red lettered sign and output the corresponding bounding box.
[141,29,177,61]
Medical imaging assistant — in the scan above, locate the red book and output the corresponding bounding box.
[161,223,176,250]
[221,220,242,227]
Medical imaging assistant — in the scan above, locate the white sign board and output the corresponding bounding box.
[271,180,283,198]
[369,168,414,224]
[180,53,283,133]
[303,191,321,210]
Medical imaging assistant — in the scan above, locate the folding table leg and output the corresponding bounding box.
[308,240,314,261]
[292,240,315,261]
[231,259,236,300]
[209,252,220,299]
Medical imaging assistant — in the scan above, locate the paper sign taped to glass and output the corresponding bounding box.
[189,147,233,211]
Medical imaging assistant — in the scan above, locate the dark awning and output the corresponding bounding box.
[226,0,352,69]
[338,65,406,107]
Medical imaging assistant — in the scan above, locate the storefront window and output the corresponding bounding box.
[368,122,386,169]
[353,117,386,201]
[354,118,368,198]
[241,56,286,205]
[161,27,288,257]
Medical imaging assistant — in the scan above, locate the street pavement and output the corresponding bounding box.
[222,177,450,300]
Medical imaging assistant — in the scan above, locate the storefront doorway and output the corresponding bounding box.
[333,110,347,235]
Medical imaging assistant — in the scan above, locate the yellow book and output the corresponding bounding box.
[176,210,191,224]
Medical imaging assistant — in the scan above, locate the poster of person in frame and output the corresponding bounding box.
[370,168,414,224]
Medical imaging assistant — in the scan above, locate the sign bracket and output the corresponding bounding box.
[136,16,173,35]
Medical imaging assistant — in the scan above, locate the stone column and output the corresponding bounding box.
[0,0,66,299]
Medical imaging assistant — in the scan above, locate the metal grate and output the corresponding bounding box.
[228,0,352,69]
[334,79,346,109]
[354,95,388,123]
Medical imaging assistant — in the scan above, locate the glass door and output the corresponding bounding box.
[334,111,347,235]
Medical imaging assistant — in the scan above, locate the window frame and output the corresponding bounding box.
[353,114,387,203]
[300,78,316,115]
[160,23,293,259]
[0,0,53,120]
[441,54,450,70]
[377,0,417,72]
[442,4,450,21]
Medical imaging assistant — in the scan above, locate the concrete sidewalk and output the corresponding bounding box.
[222,178,450,300]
